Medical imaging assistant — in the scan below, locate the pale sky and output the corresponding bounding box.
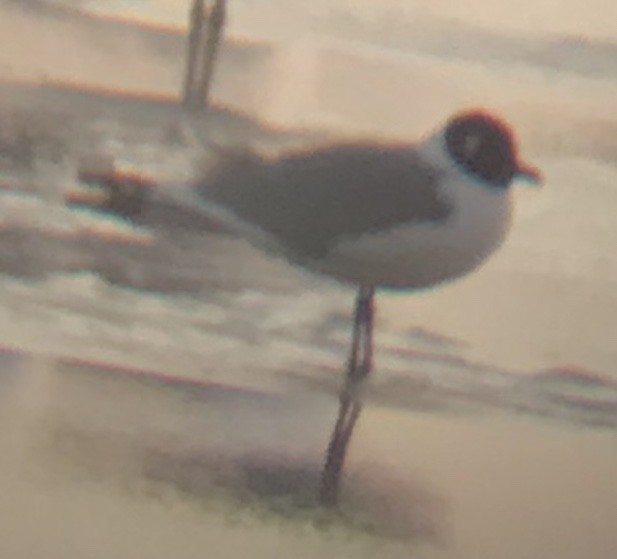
[85,0,617,41]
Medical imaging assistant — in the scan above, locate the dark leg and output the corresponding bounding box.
[318,396,362,507]
[319,286,376,507]
[347,285,375,385]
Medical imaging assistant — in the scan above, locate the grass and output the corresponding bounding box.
[42,420,445,544]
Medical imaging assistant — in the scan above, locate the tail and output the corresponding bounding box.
[68,167,154,221]
[66,158,227,235]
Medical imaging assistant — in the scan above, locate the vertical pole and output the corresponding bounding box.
[195,0,226,109]
[182,0,226,112]
[182,0,206,109]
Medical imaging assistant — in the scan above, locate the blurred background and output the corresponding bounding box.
[0,1,616,558]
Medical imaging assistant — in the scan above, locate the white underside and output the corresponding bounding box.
[307,189,511,288]
[300,135,513,288]
[161,132,513,289]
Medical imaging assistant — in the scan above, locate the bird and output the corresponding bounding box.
[175,109,541,383]
[184,109,541,504]
[77,108,542,505]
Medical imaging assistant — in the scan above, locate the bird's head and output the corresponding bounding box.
[444,110,543,189]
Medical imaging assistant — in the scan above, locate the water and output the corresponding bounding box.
[64,1,617,41]
[1,0,616,376]
[0,0,616,416]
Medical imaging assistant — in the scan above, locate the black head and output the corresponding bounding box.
[445,110,542,188]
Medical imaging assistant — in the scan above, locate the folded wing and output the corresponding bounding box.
[195,143,451,259]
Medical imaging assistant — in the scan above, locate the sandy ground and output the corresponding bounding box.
[1,352,616,559]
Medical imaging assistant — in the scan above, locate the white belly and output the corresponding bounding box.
[307,177,513,289]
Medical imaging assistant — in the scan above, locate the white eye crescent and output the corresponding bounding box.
[464,134,482,158]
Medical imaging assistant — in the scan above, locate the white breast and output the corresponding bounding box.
[307,134,514,288]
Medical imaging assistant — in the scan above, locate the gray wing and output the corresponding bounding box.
[195,143,451,259]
